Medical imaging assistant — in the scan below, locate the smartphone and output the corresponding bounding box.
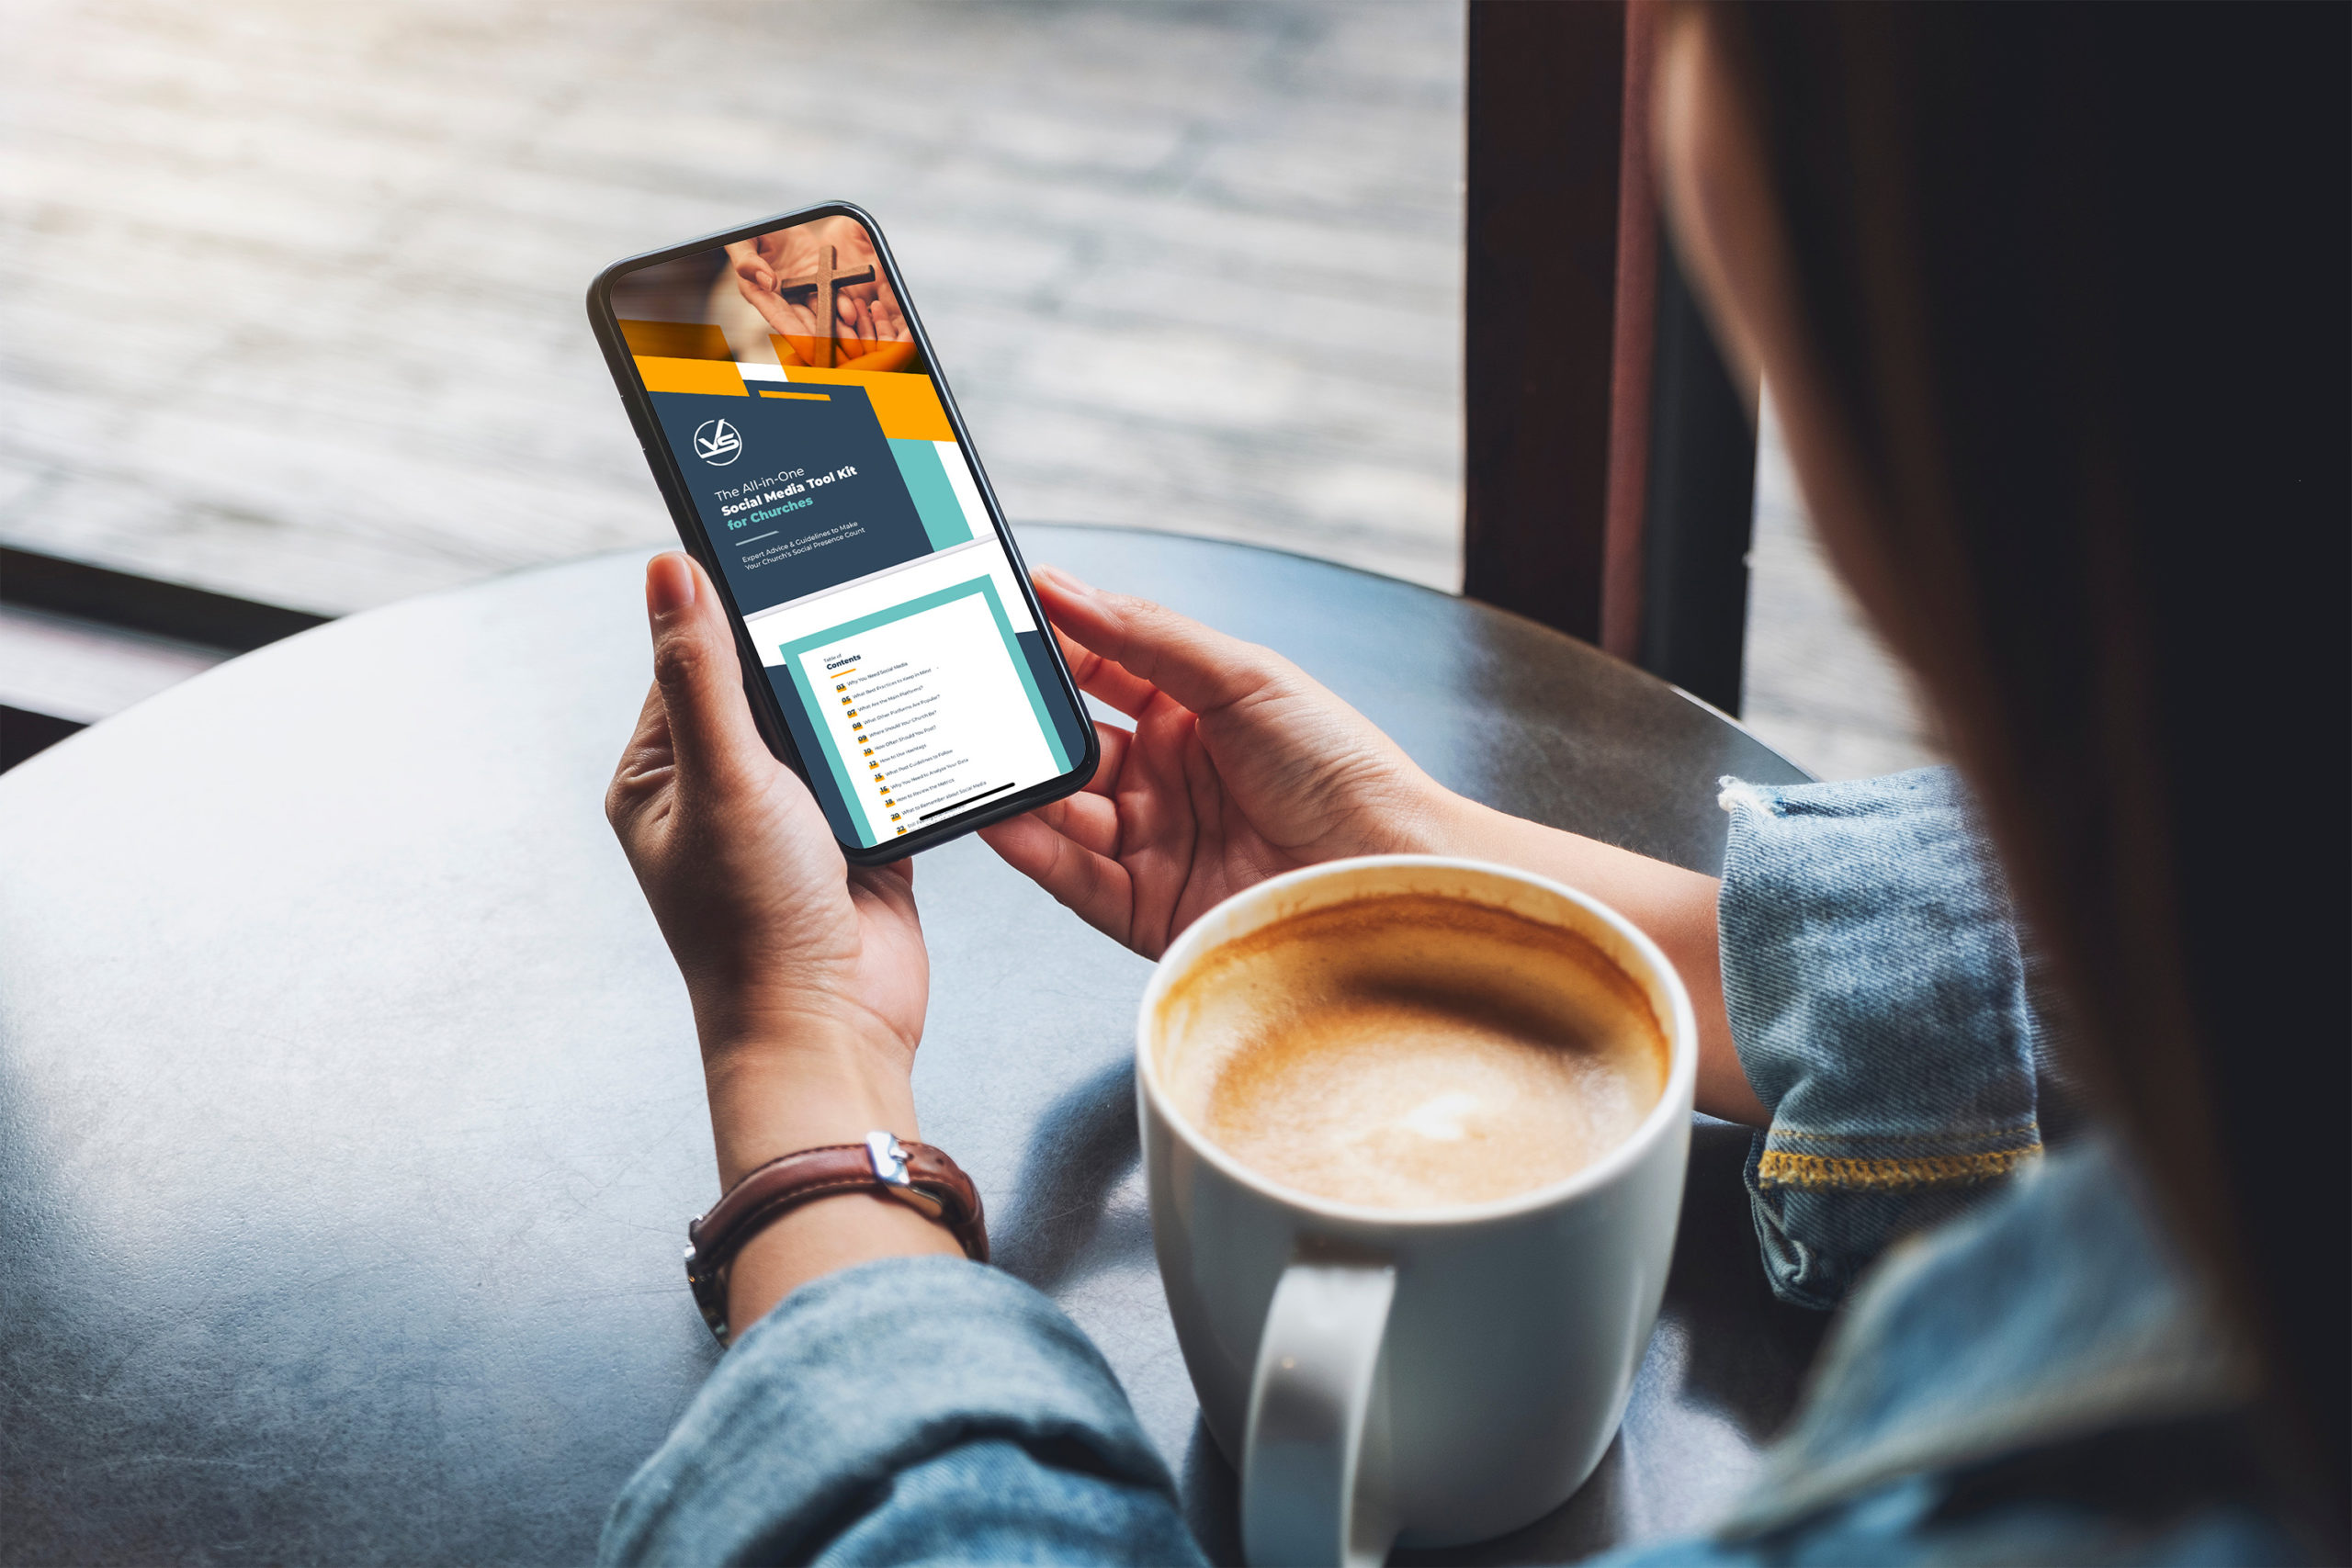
[587,203,1097,863]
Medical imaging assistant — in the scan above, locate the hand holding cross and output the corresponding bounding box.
[776,245,877,367]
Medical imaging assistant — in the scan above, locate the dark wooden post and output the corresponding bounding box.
[1462,0,1635,649]
[1639,242,1758,713]
[1464,0,1758,714]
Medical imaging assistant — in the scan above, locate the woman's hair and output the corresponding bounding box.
[1706,0,2346,1530]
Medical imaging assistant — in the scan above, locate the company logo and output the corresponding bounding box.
[693,418,742,466]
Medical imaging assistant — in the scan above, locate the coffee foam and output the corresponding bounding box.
[1155,892,1668,1211]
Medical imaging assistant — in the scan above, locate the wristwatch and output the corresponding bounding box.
[683,1131,989,1345]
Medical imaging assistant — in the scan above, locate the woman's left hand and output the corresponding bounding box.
[605,553,957,1325]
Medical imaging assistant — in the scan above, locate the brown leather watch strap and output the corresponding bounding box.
[684,1132,988,1344]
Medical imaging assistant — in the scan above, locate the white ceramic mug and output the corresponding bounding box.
[1136,856,1697,1566]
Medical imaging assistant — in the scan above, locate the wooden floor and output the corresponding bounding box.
[0,0,1935,780]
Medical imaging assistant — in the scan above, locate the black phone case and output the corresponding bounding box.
[586,200,1099,865]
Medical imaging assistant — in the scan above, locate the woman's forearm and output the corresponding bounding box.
[702,1029,962,1336]
[1427,795,1770,1126]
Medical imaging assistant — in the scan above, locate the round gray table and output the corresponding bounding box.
[0,526,1819,1565]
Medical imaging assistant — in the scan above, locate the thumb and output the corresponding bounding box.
[646,552,764,793]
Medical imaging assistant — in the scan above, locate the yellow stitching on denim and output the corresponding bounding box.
[1754,1145,2041,1192]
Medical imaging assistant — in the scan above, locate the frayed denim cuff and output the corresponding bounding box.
[1717,767,2043,1311]
[599,1256,1195,1565]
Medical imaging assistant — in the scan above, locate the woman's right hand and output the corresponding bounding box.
[979,568,1464,959]
[984,568,1769,1124]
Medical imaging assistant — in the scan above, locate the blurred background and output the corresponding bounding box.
[0,0,1938,779]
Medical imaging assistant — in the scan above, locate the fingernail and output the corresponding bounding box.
[647,552,695,617]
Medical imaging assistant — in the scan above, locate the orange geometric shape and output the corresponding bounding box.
[770,336,921,377]
[618,320,733,360]
[772,365,954,441]
[838,340,922,375]
[633,356,748,397]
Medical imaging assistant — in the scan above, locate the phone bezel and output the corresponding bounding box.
[586,200,1099,865]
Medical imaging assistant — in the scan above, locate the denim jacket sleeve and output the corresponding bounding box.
[599,1255,1204,1566]
[1715,767,2046,1310]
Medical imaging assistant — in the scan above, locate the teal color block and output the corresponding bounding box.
[888,438,973,550]
[776,576,1070,846]
[777,660,877,846]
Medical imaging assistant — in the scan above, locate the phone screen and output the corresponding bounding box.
[605,210,1090,851]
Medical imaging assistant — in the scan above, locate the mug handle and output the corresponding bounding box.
[1241,1258,1397,1568]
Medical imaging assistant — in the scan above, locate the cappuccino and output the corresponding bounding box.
[1154,892,1668,1210]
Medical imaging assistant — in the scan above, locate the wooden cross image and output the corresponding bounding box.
[777,245,876,367]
